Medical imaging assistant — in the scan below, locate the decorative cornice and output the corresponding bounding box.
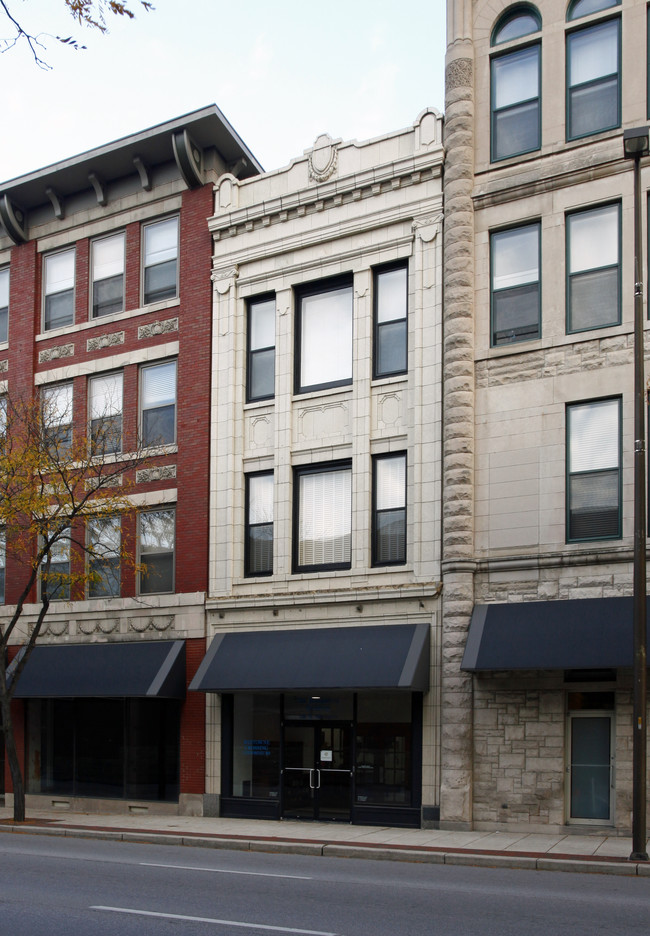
[39,343,74,363]
[86,331,125,352]
[138,318,179,340]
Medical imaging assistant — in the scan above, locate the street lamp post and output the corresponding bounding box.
[623,126,649,863]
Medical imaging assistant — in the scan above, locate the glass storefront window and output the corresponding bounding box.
[356,693,412,806]
[26,698,180,802]
[232,694,280,798]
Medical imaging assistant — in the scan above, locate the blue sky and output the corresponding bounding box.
[0,0,446,181]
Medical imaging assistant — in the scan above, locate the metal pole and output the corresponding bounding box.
[631,149,648,862]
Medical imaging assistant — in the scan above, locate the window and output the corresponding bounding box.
[245,472,273,576]
[40,528,71,601]
[89,371,123,455]
[42,383,73,456]
[143,217,178,304]
[247,296,275,402]
[294,462,352,572]
[374,264,407,378]
[491,222,540,345]
[88,516,121,598]
[140,360,176,447]
[567,0,619,22]
[91,232,125,318]
[43,249,75,331]
[296,277,353,393]
[567,203,620,332]
[372,453,407,566]
[566,13,620,140]
[490,8,541,162]
[0,267,8,343]
[0,529,5,604]
[567,398,621,541]
[139,508,175,594]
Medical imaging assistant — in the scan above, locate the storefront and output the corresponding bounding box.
[191,623,430,827]
[14,640,186,804]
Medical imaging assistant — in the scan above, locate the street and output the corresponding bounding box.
[0,832,648,935]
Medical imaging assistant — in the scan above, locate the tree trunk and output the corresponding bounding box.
[0,688,25,822]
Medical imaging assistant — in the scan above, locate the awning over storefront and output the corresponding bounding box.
[462,597,650,671]
[190,623,430,692]
[12,639,186,699]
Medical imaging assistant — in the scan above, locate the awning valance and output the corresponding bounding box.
[462,597,650,672]
[12,639,186,699]
[190,623,430,692]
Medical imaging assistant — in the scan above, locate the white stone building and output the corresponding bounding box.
[191,112,445,827]
[443,0,650,832]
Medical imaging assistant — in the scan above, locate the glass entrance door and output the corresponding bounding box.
[282,723,352,821]
[568,713,613,822]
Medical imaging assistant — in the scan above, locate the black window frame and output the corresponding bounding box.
[245,470,274,577]
[293,460,352,573]
[373,261,408,379]
[372,452,407,567]
[566,396,622,543]
[566,201,621,334]
[295,275,354,395]
[247,293,276,402]
[490,220,541,346]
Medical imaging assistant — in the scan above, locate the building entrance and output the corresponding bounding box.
[567,708,614,823]
[282,722,352,821]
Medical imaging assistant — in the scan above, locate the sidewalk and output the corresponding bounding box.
[1,805,649,877]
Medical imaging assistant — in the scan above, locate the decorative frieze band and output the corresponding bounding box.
[138,318,179,340]
[87,331,125,352]
[39,343,74,363]
[0,359,8,373]
[129,615,174,633]
[78,617,119,635]
[136,464,177,484]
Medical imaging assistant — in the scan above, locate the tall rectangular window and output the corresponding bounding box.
[88,516,121,598]
[567,18,620,140]
[40,528,71,601]
[42,383,73,456]
[0,267,8,343]
[245,472,273,576]
[92,232,125,318]
[143,217,178,305]
[373,453,407,566]
[294,463,352,572]
[491,44,540,161]
[491,222,540,345]
[567,398,621,541]
[89,371,123,455]
[140,360,177,447]
[139,508,175,594]
[43,248,75,331]
[0,529,5,604]
[567,203,620,332]
[374,264,407,378]
[247,296,275,401]
[296,278,353,393]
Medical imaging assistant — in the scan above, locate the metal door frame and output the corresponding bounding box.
[281,720,353,821]
[565,710,615,825]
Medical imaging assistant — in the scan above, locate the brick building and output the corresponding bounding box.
[443,0,650,832]
[0,106,261,815]
[190,111,445,827]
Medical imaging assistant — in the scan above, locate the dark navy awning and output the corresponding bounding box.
[462,597,649,671]
[190,624,430,692]
[13,640,186,699]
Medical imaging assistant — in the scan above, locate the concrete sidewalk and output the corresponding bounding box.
[1,805,649,877]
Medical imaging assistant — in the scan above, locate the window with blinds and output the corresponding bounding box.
[42,382,73,456]
[567,398,621,541]
[567,203,620,333]
[373,453,407,566]
[140,360,177,447]
[294,463,352,571]
[0,267,8,344]
[89,371,123,455]
[43,249,75,331]
[143,217,178,305]
[92,233,125,318]
[491,222,540,345]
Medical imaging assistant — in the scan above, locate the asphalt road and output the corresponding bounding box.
[0,832,649,935]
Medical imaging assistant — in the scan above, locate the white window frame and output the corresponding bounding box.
[138,507,176,595]
[43,248,75,331]
[142,216,179,306]
[89,371,123,456]
[91,232,125,318]
[0,266,9,344]
[139,360,177,449]
[87,515,121,598]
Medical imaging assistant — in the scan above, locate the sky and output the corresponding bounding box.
[0,0,447,183]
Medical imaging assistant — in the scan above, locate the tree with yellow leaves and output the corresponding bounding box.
[0,391,146,822]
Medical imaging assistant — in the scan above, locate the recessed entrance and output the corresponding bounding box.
[282,722,352,821]
[567,691,615,824]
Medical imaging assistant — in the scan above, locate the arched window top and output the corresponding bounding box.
[492,5,541,45]
[567,0,619,22]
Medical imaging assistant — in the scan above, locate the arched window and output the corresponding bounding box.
[567,0,619,23]
[490,6,542,161]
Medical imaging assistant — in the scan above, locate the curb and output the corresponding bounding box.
[1,821,648,876]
